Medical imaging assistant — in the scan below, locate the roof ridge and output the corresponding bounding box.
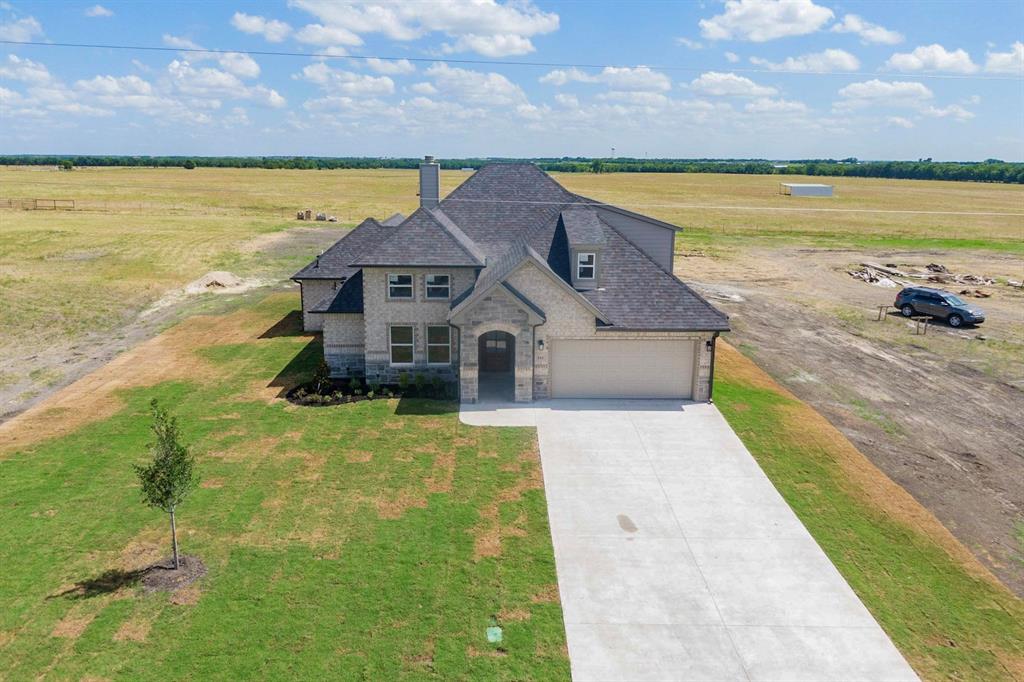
[427,207,487,265]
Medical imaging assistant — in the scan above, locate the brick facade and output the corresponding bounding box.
[323,313,365,377]
[360,266,476,385]
[299,279,340,331]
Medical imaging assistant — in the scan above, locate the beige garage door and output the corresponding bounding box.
[549,338,695,399]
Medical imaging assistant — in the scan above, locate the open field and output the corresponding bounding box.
[1,164,1022,598]
[0,292,1020,680]
[0,294,569,680]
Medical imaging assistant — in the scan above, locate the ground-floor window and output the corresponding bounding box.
[389,325,414,365]
[427,325,451,364]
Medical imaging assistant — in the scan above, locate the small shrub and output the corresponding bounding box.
[312,360,331,394]
[368,381,381,395]
[414,373,427,396]
[183,159,196,170]
[398,373,410,393]
[367,391,375,400]
[348,377,361,394]
[431,375,444,397]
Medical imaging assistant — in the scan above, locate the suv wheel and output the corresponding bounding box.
[948,313,963,328]
[900,304,915,317]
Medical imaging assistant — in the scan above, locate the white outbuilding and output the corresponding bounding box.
[779,182,834,197]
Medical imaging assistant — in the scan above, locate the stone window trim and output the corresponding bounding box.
[426,324,452,365]
[576,252,596,280]
[387,273,414,300]
[388,324,415,366]
[425,273,451,300]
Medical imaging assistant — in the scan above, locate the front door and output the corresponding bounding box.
[479,331,513,372]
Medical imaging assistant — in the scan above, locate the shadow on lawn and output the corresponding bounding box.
[394,397,459,416]
[264,337,323,399]
[49,568,145,600]
[259,310,305,338]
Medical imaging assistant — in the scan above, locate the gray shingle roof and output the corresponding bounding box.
[310,162,727,332]
[351,207,485,267]
[561,206,606,245]
[292,218,393,280]
[312,270,364,313]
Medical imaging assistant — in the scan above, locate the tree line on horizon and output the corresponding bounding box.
[4,154,1022,184]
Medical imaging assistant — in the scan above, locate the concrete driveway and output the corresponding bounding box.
[461,400,918,682]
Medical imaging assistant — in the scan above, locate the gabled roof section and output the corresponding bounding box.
[437,163,578,259]
[292,218,392,280]
[429,208,488,265]
[450,237,609,324]
[351,207,486,268]
[311,270,364,314]
[381,212,406,227]
[560,206,606,246]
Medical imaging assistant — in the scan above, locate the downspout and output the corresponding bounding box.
[530,321,543,401]
[450,322,463,402]
[708,331,720,403]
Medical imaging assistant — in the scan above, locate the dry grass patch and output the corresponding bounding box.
[51,612,95,639]
[169,584,201,606]
[113,614,154,643]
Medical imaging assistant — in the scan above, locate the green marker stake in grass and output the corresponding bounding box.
[486,616,503,644]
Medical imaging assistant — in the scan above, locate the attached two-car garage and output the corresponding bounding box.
[548,338,696,399]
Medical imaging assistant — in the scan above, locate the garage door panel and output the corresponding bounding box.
[550,339,694,399]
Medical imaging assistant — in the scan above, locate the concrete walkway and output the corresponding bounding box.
[461,400,918,682]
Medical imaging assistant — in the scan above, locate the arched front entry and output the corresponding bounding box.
[477,330,515,401]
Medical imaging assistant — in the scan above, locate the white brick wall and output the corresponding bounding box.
[299,279,341,331]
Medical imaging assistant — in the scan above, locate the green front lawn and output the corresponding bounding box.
[0,294,568,680]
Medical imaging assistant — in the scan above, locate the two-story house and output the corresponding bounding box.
[292,157,729,403]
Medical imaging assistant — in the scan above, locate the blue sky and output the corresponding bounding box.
[1,0,1021,159]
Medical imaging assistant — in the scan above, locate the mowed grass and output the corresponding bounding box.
[713,343,1024,681]
[0,293,569,680]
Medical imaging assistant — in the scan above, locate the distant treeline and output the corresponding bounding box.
[3,155,1022,184]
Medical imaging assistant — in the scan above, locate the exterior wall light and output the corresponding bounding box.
[537,339,545,349]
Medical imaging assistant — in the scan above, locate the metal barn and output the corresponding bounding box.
[779,183,834,197]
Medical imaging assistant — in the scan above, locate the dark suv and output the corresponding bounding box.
[894,287,985,327]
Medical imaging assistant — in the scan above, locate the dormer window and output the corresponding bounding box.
[576,252,596,280]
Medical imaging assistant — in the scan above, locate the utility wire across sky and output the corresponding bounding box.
[2,39,1021,82]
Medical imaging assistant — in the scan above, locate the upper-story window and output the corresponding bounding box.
[387,273,413,299]
[425,274,450,299]
[576,252,596,280]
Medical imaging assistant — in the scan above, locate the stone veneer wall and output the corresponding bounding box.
[361,267,477,385]
[299,279,341,331]
[322,313,365,377]
[453,287,535,403]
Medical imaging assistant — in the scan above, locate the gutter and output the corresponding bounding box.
[708,331,720,403]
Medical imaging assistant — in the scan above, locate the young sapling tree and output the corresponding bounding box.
[134,399,199,570]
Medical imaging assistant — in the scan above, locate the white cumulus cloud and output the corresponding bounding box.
[424,62,527,107]
[364,57,415,75]
[0,16,42,41]
[830,14,903,45]
[744,97,807,113]
[295,62,395,95]
[984,41,1023,74]
[886,44,978,74]
[836,79,933,109]
[688,71,777,97]
[84,5,113,18]
[751,49,860,72]
[540,66,670,91]
[230,12,292,42]
[699,0,833,42]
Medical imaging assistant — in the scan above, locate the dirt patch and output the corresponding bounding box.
[371,489,429,521]
[497,607,531,622]
[345,450,373,463]
[696,243,1024,597]
[530,584,560,604]
[0,630,14,648]
[425,451,456,494]
[142,556,206,594]
[51,612,95,639]
[113,614,153,643]
[169,584,201,606]
[200,478,225,489]
[467,645,508,658]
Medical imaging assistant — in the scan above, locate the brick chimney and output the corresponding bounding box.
[419,155,440,208]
